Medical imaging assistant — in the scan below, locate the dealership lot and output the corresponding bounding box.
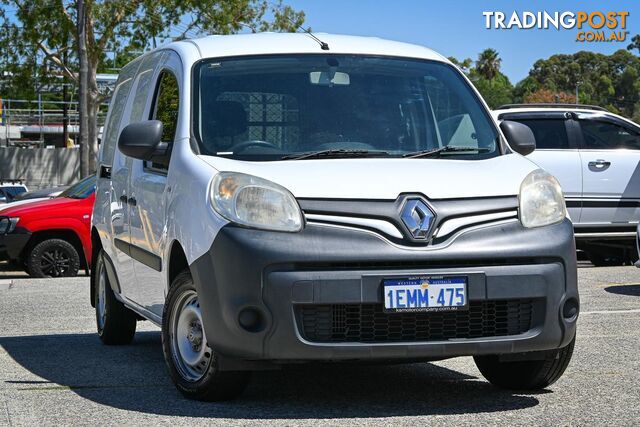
[0,264,638,426]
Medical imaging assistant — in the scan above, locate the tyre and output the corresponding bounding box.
[27,238,81,278]
[474,335,575,390]
[162,269,250,401]
[94,250,137,345]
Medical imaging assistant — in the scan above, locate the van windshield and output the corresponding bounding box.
[193,55,500,161]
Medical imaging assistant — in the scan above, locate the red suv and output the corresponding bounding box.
[0,175,95,277]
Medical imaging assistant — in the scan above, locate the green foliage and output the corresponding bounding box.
[449,49,513,109]
[451,46,640,119]
[476,48,501,80]
[0,0,305,100]
[470,71,514,109]
[155,72,180,142]
[628,34,640,55]
[523,49,640,118]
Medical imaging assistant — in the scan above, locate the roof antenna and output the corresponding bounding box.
[287,18,329,50]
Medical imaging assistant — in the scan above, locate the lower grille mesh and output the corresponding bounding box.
[298,300,534,343]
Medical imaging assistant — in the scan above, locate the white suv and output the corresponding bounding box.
[493,104,640,266]
[0,181,28,204]
[91,33,578,401]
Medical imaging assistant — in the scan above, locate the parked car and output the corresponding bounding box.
[0,181,28,204]
[492,104,640,266]
[12,185,68,201]
[91,33,578,401]
[0,175,95,277]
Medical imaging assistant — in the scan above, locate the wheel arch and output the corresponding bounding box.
[167,240,189,289]
[90,227,103,307]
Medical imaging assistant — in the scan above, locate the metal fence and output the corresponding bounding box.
[0,98,108,147]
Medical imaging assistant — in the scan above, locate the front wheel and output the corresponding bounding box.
[161,270,250,401]
[474,335,575,390]
[27,238,80,278]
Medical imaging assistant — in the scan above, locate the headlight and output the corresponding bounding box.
[0,217,19,234]
[210,172,303,232]
[519,170,566,228]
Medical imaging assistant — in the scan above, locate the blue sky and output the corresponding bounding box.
[288,0,639,83]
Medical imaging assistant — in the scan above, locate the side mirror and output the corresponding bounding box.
[499,120,536,156]
[0,195,7,204]
[118,120,169,165]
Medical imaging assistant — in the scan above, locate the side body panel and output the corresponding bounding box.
[129,51,183,315]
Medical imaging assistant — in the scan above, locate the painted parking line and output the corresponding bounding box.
[581,309,640,315]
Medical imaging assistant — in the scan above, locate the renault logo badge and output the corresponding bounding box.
[401,199,435,240]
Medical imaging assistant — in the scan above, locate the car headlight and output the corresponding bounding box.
[519,170,566,228]
[210,172,303,232]
[0,217,19,234]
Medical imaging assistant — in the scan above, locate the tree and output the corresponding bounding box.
[448,52,513,108]
[523,49,640,119]
[448,56,473,75]
[476,48,501,80]
[628,34,640,55]
[471,71,513,109]
[524,88,574,104]
[1,0,305,176]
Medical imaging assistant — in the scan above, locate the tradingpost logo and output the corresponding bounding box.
[483,11,630,42]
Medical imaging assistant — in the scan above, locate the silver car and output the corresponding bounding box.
[493,104,640,266]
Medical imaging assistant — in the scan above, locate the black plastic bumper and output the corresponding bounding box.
[190,218,578,363]
[0,228,31,262]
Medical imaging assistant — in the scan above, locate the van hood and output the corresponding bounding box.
[199,153,538,200]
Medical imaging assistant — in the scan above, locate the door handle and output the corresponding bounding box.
[127,197,137,207]
[588,159,611,171]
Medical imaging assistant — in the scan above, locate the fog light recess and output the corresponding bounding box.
[238,307,265,332]
[562,298,579,321]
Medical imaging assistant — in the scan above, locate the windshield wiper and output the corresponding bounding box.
[402,146,492,158]
[281,149,390,160]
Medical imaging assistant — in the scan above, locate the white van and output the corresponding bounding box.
[91,33,579,401]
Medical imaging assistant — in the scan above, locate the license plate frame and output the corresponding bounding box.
[382,276,468,313]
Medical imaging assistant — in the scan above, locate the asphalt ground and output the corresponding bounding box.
[0,263,639,426]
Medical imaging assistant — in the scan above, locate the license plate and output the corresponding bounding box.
[383,276,468,312]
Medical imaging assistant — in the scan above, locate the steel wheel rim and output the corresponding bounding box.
[40,247,71,277]
[170,290,212,382]
[96,262,107,330]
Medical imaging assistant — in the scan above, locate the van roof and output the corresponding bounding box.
[169,32,448,63]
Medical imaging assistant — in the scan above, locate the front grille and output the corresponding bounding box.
[297,300,534,343]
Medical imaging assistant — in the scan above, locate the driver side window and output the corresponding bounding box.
[148,70,180,170]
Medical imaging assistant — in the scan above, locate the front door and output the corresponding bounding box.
[129,57,182,316]
[576,116,640,228]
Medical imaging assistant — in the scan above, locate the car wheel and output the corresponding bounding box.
[474,335,575,390]
[94,250,137,345]
[27,238,80,278]
[162,269,250,401]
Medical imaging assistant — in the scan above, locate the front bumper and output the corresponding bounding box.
[190,218,578,363]
[0,228,31,262]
